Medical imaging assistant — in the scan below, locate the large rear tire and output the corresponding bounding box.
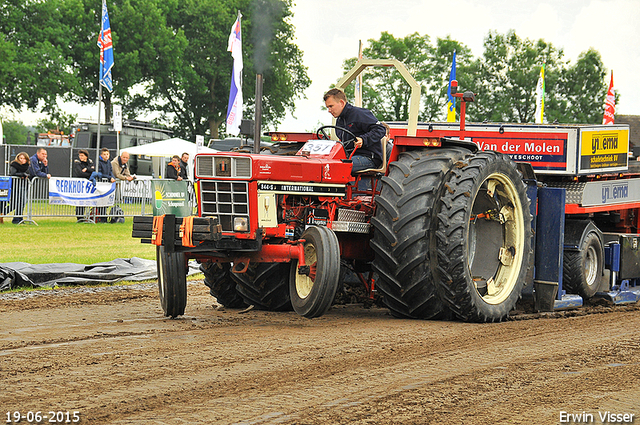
[157,246,187,318]
[370,148,470,319]
[563,231,603,299]
[200,262,247,308]
[435,152,532,322]
[233,262,293,311]
[289,226,341,318]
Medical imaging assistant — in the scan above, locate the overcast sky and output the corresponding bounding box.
[5,0,639,134]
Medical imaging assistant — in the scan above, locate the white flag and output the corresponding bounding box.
[226,12,243,136]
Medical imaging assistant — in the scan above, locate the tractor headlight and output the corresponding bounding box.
[234,217,249,232]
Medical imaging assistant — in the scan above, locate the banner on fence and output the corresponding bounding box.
[0,177,10,202]
[152,180,190,217]
[49,177,116,207]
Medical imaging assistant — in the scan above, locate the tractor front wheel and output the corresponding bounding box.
[157,246,187,318]
[289,226,341,318]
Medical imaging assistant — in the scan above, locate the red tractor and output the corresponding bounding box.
[134,59,637,322]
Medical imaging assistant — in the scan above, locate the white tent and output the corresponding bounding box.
[120,137,217,179]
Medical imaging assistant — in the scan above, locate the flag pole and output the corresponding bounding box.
[355,40,363,107]
[96,85,102,165]
[97,0,114,164]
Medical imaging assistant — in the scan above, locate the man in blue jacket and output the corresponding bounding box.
[323,88,386,174]
[28,148,51,179]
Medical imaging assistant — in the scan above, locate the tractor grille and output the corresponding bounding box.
[196,155,252,178]
[200,181,249,231]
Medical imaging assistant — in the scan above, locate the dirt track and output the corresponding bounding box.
[1,281,640,425]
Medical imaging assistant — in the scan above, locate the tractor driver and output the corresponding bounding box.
[323,88,386,174]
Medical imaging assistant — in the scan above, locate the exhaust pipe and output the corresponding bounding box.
[254,74,263,154]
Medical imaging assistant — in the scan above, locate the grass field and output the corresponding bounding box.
[0,217,157,264]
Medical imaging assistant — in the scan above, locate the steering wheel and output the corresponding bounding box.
[316,125,358,157]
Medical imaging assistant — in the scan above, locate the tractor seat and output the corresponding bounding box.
[353,136,389,176]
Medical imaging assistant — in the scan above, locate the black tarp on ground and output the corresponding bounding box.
[0,258,200,290]
[0,266,37,291]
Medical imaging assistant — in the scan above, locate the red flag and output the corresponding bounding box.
[602,71,615,125]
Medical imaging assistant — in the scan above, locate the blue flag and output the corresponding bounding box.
[446,51,456,122]
[98,0,114,92]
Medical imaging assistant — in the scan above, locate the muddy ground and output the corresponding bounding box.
[1,281,639,425]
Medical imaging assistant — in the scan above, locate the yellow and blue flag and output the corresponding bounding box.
[446,51,456,122]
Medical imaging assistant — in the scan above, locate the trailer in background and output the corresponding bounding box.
[72,120,173,176]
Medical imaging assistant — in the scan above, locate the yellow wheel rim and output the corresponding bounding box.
[295,242,317,299]
[469,172,526,305]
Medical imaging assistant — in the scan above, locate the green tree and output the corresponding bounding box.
[469,30,564,123]
[1,0,310,139]
[58,0,188,124]
[37,110,78,136]
[0,0,80,115]
[341,30,609,126]
[340,32,476,122]
[359,32,435,122]
[1,120,29,145]
[117,0,310,139]
[553,48,610,124]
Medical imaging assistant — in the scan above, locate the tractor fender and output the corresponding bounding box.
[563,219,603,252]
[441,137,480,153]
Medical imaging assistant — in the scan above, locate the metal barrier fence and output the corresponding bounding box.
[0,177,197,224]
[0,176,30,224]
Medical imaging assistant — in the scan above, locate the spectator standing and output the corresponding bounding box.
[73,149,94,222]
[180,152,190,180]
[165,155,184,180]
[28,148,51,179]
[73,149,95,179]
[111,152,136,181]
[88,148,115,223]
[89,148,116,186]
[8,152,30,224]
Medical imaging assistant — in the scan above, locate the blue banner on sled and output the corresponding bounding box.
[49,177,116,207]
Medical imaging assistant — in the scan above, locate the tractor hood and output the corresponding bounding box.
[195,152,353,184]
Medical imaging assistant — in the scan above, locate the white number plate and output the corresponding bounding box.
[298,140,337,155]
